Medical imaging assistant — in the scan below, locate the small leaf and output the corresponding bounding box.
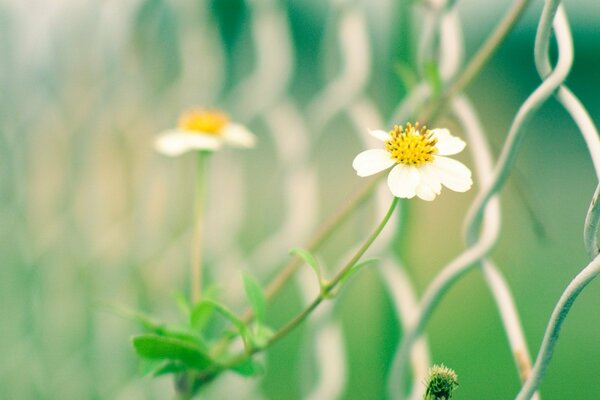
[153,362,187,377]
[103,304,164,333]
[159,325,208,352]
[423,61,443,98]
[190,301,215,330]
[138,359,164,377]
[191,300,252,351]
[188,286,221,329]
[132,334,214,370]
[242,272,266,323]
[172,291,191,317]
[230,358,265,377]
[290,248,326,290]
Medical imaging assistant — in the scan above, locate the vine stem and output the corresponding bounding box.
[421,0,533,121]
[221,197,398,370]
[191,152,209,305]
[210,177,381,357]
[262,176,380,301]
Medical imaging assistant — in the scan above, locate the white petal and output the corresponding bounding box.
[352,149,396,177]
[416,182,437,201]
[418,164,442,194]
[431,128,466,156]
[368,129,391,142]
[387,164,420,198]
[221,123,256,148]
[432,156,473,192]
[154,130,221,156]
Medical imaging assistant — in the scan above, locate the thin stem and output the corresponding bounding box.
[222,197,398,369]
[211,177,380,355]
[448,0,530,97]
[420,0,533,121]
[262,177,378,304]
[175,372,195,400]
[516,254,600,400]
[191,152,209,305]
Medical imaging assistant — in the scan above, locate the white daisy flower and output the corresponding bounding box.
[352,122,472,201]
[155,108,256,156]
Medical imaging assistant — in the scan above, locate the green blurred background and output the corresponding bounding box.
[1,0,599,398]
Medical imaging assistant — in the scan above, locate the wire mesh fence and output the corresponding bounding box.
[1,0,599,398]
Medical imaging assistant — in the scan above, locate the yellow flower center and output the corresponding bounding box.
[178,109,229,135]
[385,122,438,166]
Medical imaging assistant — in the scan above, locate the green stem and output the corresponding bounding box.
[222,197,398,369]
[263,176,380,300]
[209,176,381,359]
[175,372,196,400]
[209,180,384,356]
[191,152,209,305]
[421,0,533,122]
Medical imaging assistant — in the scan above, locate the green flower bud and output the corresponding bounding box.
[424,364,459,400]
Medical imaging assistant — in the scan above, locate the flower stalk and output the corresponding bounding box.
[217,197,399,373]
[191,151,210,305]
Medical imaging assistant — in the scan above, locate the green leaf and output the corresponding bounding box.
[242,272,266,323]
[138,358,164,377]
[159,325,208,352]
[103,304,164,333]
[153,362,187,377]
[423,61,443,98]
[188,286,222,329]
[139,359,187,377]
[132,334,214,370]
[191,300,252,351]
[172,291,191,318]
[190,301,215,330]
[290,248,326,290]
[230,358,265,377]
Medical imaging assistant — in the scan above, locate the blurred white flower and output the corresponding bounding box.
[155,109,256,156]
[352,122,472,201]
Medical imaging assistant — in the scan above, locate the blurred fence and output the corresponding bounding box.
[1,0,599,399]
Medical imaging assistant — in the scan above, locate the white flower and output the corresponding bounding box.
[352,122,472,201]
[155,109,256,156]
